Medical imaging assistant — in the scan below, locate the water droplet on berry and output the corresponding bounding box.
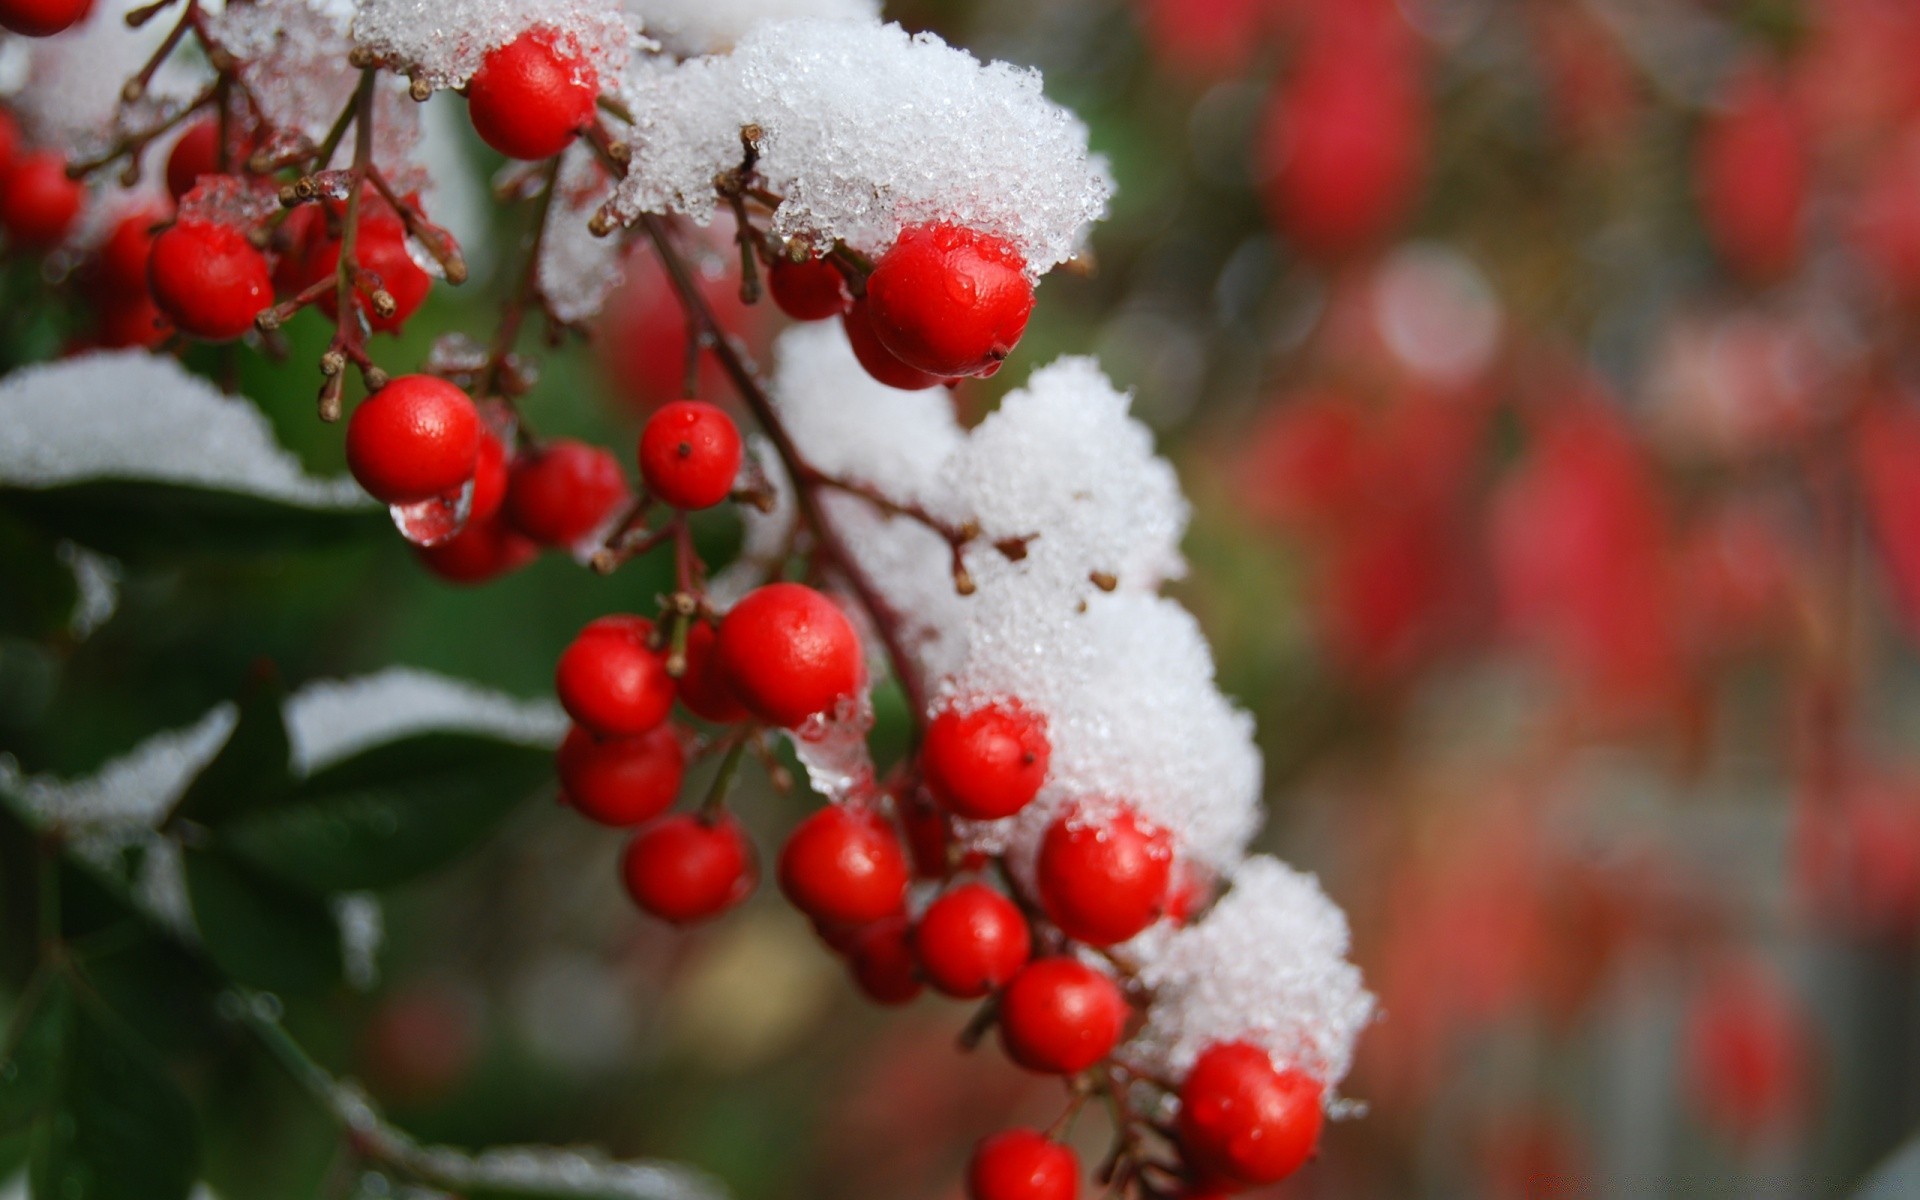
[390,477,475,546]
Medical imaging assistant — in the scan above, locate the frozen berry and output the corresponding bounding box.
[848,914,923,1006]
[1036,803,1173,946]
[0,151,85,248]
[678,620,750,724]
[967,1129,1079,1200]
[842,298,946,391]
[1177,1042,1324,1187]
[865,223,1034,378]
[913,882,1031,999]
[777,804,908,925]
[312,208,433,333]
[767,254,851,321]
[556,723,685,827]
[148,219,274,341]
[922,701,1050,821]
[622,813,756,924]
[0,0,92,37]
[639,399,742,510]
[466,29,598,161]
[343,375,481,504]
[555,614,674,737]
[717,582,863,728]
[415,515,538,584]
[997,957,1127,1075]
[504,438,628,546]
[165,118,220,202]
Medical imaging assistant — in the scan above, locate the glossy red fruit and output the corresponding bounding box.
[312,210,432,333]
[1695,64,1806,283]
[913,882,1031,999]
[777,804,909,925]
[0,0,92,37]
[0,151,85,248]
[865,223,1033,378]
[1178,1042,1324,1187]
[848,914,923,1006]
[414,515,538,584]
[555,615,674,737]
[148,219,274,341]
[998,957,1127,1075]
[556,723,685,827]
[842,298,947,391]
[621,813,756,924]
[639,400,742,510]
[677,620,750,724]
[467,427,510,524]
[95,204,166,294]
[504,438,628,546]
[922,701,1050,820]
[466,29,598,161]
[343,375,481,504]
[767,254,851,320]
[967,1129,1080,1200]
[1036,804,1173,945]
[717,582,863,727]
[165,118,220,202]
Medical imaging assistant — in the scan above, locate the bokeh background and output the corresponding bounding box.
[6,0,1920,1196]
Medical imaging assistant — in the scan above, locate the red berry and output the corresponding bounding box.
[0,110,18,174]
[504,438,629,546]
[556,723,685,827]
[94,294,170,349]
[1696,64,1806,283]
[1177,1042,1324,1187]
[147,219,274,341]
[922,701,1050,820]
[468,426,510,524]
[678,620,750,724]
[0,151,85,248]
[1036,804,1173,946]
[165,118,220,202]
[767,254,851,321]
[997,957,1127,1075]
[621,813,756,924]
[717,582,863,728]
[777,804,908,925]
[865,223,1034,378]
[967,1129,1079,1200]
[913,882,1031,999]
[414,515,538,584]
[842,298,946,391]
[848,914,923,1006]
[95,203,166,294]
[638,400,742,510]
[466,29,597,161]
[313,209,432,333]
[554,614,674,737]
[899,787,960,879]
[343,375,482,504]
[0,0,92,37]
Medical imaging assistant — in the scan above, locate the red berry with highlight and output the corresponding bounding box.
[922,701,1050,820]
[505,438,628,546]
[165,118,219,201]
[1036,804,1173,946]
[467,29,598,161]
[0,151,85,248]
[622,814,756,924]
[768,254,851,321]
[1177,1042,1324,1187]
[555,614,674,737]
[717,582,863,728]
[556,723,685,827]
[344,375,481,504]
[848,914,923,1006]
[777,804,908,925]
[842,298,946,391]
[148,219,274,341]
[0,0,93,37]
[639,400,742,510]
[865,223,1034,378]
[678,621,750,724]
[997,957,1127,1075]
[913,882,1031,999]
[967,1129,1079,1200]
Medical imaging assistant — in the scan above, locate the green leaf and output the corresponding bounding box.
[183,848,341,996]
[171,674,293,828]
[0,483,380,564]
[7,975,198,1200]
[215,733,550,894]
[0,514,77,641]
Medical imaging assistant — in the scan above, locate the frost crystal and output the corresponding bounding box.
[57,542,122,639]
[1128,856,1375,1094]
[631,0,879,56]
[11,0,205,154]
[613,19,1112,273]
[0,351,368,508]
[351,0,640,91]
[537,147,628,324]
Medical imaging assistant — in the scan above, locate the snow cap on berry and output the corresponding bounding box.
[631,0,879,56]
[351,0,640,91]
